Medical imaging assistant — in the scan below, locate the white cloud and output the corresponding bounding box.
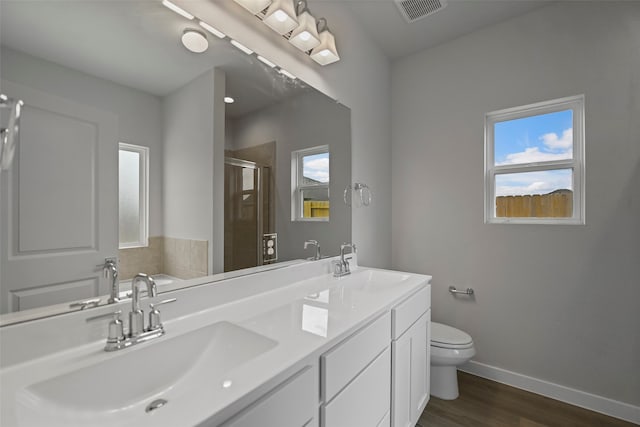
[499,147,572,165]
[497,128,573,166]
[304,158,329,182]
[541,128,572,151]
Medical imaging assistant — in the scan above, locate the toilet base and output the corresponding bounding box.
[430,365,460,400]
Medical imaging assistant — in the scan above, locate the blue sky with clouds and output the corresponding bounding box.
[494,109,574,196]
[303,152,330,183]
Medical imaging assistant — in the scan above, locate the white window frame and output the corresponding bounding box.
[291,145,330,222]
[484,95,585,225]
[119,142,149,248]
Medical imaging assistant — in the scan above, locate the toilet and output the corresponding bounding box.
[430,322,476,400]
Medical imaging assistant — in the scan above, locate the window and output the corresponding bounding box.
[291,145,330,221]
[485,95,585,224]
[119,143,149,247]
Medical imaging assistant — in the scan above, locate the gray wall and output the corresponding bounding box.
[391,2,640,406]
[0,47,164,236]
[313,4,392,269]
[228,90,351,261]
[162,69,225,274]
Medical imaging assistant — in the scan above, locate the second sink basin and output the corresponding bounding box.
[343,269,411,291]
[18,321,277,422]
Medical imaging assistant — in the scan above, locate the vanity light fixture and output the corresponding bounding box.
[231,0,339,65]
[257,55,276,68]
[224,96,235,104]
[289,1,320,52]
[199,20,225,39]
[162,0,194,20]
[230,39,254,55]
[233,0,272,15]
[263,0,298,35]
[181,28,208,53]
[310,18,340,66]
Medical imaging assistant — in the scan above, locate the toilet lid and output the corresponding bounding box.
[431,322,473,347]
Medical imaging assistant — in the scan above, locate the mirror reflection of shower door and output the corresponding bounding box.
[224,158,272,272]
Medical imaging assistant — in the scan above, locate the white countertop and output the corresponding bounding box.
[0,259,430,427]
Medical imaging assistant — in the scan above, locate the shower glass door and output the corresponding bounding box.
[224,158,272,272]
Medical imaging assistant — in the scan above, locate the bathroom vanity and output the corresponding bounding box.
[0,257,431,427]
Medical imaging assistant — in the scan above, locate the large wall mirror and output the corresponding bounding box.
[0,1,351,325]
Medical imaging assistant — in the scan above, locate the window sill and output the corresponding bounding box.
[486,217,585,225]
[292,218,330,223]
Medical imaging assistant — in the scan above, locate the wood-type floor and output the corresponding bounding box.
[418,372,637,427]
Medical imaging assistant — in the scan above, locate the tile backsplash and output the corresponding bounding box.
[163,237,208,280]
[119,236,208,280]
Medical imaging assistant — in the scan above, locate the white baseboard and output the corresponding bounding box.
[459,360,640,425]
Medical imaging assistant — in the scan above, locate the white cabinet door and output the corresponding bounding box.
[392,310,430,427]
[0,80,118,313]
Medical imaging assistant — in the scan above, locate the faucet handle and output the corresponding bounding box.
[86,310,125,344]
[332,260,344,277]
[107,311,125,343]
[147,298,177,331]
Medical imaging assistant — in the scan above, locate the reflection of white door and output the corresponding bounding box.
[0,80,118,314]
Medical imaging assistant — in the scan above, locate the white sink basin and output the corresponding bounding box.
[343,269,411,291]
[17,321,277,425]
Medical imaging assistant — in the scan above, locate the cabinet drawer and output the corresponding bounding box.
[321,347,391,427]
[321,312,391,402]
[221,366,316,427]
[392,286,429,340]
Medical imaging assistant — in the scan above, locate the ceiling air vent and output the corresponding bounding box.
[394,0,448,23]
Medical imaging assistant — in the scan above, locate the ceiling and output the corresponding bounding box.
[341,0,551,60]
[0,0,309,117]
[0,0,551,109]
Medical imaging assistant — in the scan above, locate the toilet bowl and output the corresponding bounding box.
[430,322,475,400]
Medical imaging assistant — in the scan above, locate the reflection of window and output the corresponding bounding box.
[291,145,330,221]
[485,95,585,224]
[119,143,149,247]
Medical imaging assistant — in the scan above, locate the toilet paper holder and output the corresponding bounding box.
[449,286,474,296]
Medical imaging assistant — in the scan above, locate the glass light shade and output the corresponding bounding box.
[289,11,320,52]
[181,29,208,53]
[263,0,298,35]
[310,30,339,65]
[233,0,272,15]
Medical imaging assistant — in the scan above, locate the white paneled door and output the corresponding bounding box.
[0,80,118,314]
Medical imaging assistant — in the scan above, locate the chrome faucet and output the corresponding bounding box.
[88,272,176,352]
[304,239,321,260]
[334,243,356,277]
[130,273,157,337]
[104,259,119,304]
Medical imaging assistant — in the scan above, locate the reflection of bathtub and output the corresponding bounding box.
[117,274,181,298]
